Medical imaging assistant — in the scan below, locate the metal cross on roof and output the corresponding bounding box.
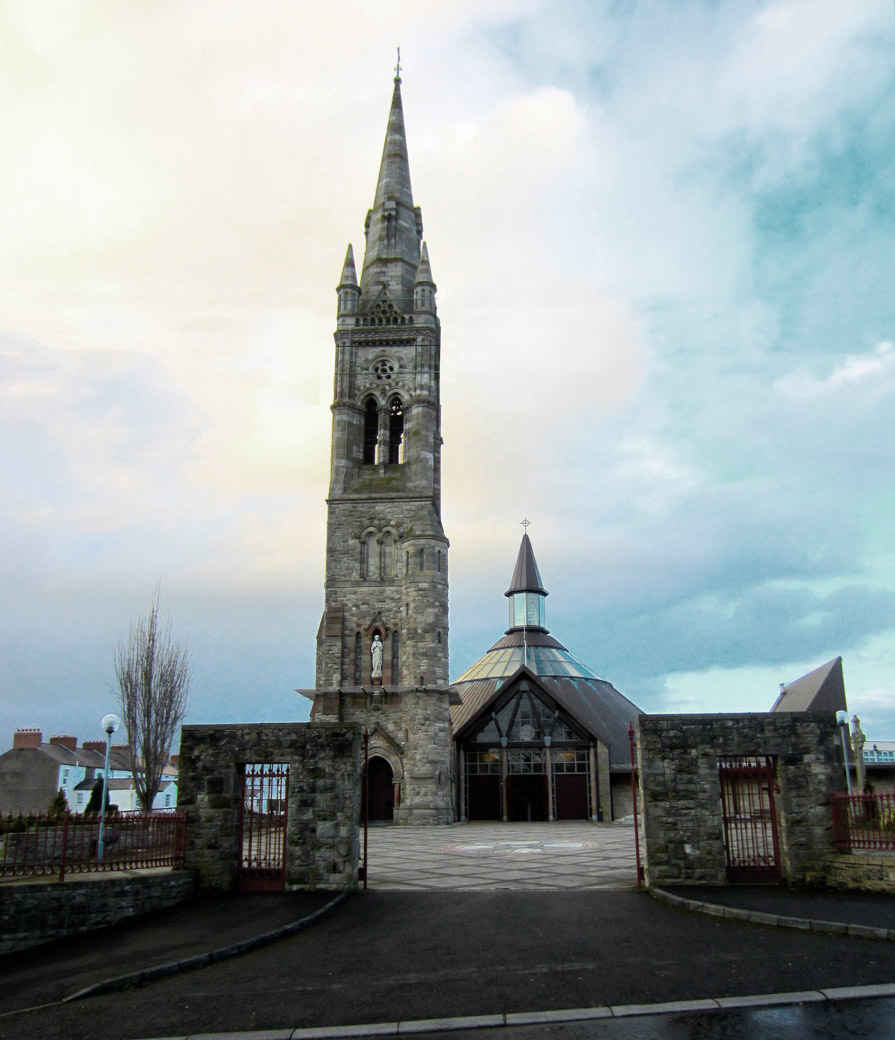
[394,47,402,82]
[521,518,531,532]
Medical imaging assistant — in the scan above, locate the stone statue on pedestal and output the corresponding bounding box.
[371,634,383,683]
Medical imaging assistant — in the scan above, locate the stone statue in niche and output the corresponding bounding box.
[371,634,383,682]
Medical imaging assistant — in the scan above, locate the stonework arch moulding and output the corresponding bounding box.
[367,728,405,781]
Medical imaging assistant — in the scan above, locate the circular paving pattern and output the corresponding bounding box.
[442,839,598,857]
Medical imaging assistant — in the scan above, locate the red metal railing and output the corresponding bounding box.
[0,811,187,881]
[831,792,895,852]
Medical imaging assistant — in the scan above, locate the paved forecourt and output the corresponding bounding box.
[365,820,640,890]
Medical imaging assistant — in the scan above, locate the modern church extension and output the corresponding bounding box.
[453,533,642,823]
[298,67,642,824]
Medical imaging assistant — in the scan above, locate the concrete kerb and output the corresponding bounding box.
[650,886,895,941]
[60,891,349,1004]
[134,986,895,1040]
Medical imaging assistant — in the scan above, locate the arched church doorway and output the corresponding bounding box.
[367,756,395,822]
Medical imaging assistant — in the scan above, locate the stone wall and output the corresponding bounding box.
[177,722,360,891]
[313,688,454,825]
[639,713,841,887]
[0,871,194,954]
[609,774,634,821]
[814,851,895,892]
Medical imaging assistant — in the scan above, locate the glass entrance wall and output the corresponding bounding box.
[458,684,599,822]
[551,749,591,821]
[460,745,594,822]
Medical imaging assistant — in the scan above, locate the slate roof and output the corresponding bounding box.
[28,743,129,770]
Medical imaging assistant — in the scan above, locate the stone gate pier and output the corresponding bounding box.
[177,722,360,891]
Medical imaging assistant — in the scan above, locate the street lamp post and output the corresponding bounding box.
[837,710,853,796]
[97,713,121,861]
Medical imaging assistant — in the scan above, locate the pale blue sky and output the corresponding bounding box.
[1,1,893,749]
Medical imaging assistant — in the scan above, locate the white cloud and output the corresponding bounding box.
[1,1,894,746]
[774,341,895,400]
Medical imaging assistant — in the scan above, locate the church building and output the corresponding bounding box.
[452,532,642,822]
[303,68,641,824]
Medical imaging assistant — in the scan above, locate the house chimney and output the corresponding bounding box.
[13,728,42,749]
[112,744,131,757]
[50,735,78,751]
[82,740,106,753]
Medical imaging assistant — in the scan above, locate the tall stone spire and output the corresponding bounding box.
[360,73,423,310]
[316,67,448,694]
[309,66,454,825]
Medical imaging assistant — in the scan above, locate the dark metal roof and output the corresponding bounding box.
[770,657,846,713]
[451,666,642,768]
[506,534,547,596]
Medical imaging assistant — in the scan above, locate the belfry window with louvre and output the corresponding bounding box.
[388,396,404,464]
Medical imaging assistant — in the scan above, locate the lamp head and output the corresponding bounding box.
[102,713,121,736]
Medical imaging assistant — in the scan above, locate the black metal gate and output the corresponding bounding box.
[237,763,288,892]
[719,757,782,883]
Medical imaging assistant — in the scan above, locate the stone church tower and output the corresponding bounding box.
[316,68,449,692]
[306,68,455,825]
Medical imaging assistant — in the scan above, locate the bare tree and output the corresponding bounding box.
[114,591,191,812]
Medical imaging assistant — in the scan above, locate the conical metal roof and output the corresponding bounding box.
[506,533,547,597]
